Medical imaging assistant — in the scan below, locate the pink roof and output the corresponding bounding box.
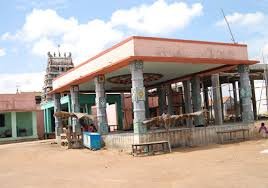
[0,92,40,112]
[51,36,258,93]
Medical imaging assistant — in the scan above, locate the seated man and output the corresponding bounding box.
[259,122,268,137]
[80,118,97,133]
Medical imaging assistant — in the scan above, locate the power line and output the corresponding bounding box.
[221,8,236,44]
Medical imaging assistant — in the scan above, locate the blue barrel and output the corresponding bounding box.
[83,132,101,150]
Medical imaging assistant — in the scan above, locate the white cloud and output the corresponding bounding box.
[0,48,5,57]
[0,1,203,93]
[111,0,203,34]
[216,12,265,27]
[216,11,268,60]
[18,9,78,42]
[32,37,57,57]
[1,32,13,40]
[15,0,69,11]
[0,72,44,93]
[6,0,202,63]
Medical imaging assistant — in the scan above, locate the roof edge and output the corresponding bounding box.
[132,36,247,47]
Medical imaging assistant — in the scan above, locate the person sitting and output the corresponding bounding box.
[80,118,97,133]
[259,122,268,137]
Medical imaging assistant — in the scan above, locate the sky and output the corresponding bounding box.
[0,0,268,94]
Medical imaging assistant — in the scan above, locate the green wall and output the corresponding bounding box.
[42,93,124,133]
[0,113,12,138]
[44,108,53,133]
[16,112,33,137]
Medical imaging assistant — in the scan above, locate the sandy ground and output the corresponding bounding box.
[0,139,268,188]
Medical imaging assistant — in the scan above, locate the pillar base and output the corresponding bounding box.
[55,135,61,145]
[99,122,109,134]
[133,122,147,134]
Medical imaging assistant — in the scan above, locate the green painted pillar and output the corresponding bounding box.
[115,97,123,130]
[67,95,72,125]
[11,112,17,138]
[87,104,92,114]
[47,108,52,133]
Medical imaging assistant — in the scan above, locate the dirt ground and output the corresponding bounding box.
[0,139,268,188]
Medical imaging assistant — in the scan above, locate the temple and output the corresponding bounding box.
[41,36,259,150]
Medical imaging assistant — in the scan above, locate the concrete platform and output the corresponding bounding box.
[102,123,255,151]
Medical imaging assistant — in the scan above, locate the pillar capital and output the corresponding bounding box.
[94,74,105,84]
[130,60,143,70]
[53,93,61,100]
[238,64,250,73]
[70,85,79,92]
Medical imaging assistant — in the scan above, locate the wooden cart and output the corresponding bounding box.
[54,111,96,149]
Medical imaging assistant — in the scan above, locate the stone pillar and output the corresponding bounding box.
[238,81,243,119]
[11,112,17,138]
[167,84,174,115]
[32,111,38,137]
[70,85,80,133]
[191,76,204,126]
[250,79,257,120]
[157,85,166,115]
[53,93,62,141]
[43,110,47,134]
[264,70,268,111]
[238,65,254,123]
[130,60,147,143]
[183,80,193,127]
[145,90,150,118]
[211,74,223,125]
[232,81,239,121]
[67,95,72,125]
[94,75,108,134]
[219,84,225,121]
[203,83,209,124]
[44,109,48,133]
[203,84,209,110]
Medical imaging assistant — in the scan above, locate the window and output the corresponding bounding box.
[0,114,5,127]
[35,96,41,104]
